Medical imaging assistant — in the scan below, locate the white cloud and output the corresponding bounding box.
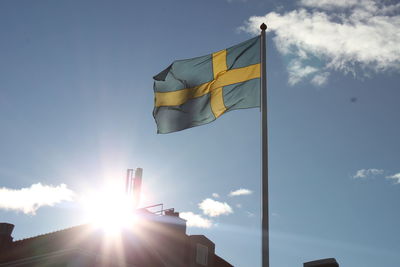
[212,193,220,198]
[386,173,400,184]
[240,0,400,85]
[198,198,233,217]
[229,188,253,196]
[0,183,75,215]
[236,203,242,208]
[179,212,212,228]
[353,168,384,178]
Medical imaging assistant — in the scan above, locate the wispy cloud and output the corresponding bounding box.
[226,0,248,3]
[311,72,330,86]
[300,0,360,9]
[240,0,400,85]
[386,173,400,184]
[229,188,253,196]
[199,198,233,217]
[212,193,220,198]
[287,59,318,85]
[0,183,75,215]
[353,169,400,185]
[246,211,255,217]
[179,212,212,228]
[353,168,384,178]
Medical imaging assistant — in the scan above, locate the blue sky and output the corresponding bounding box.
[1,0,399,266]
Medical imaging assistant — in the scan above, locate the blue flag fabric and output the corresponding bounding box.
[153,36,260,134]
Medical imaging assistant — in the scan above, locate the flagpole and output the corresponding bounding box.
[260,23,269,267]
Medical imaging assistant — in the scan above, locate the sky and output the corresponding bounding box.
[0,0,399,266]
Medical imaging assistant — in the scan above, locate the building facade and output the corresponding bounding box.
[0,209,232,267]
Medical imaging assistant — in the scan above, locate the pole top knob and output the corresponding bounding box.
[260,23,267,31]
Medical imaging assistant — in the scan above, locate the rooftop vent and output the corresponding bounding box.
[304,258,339,267]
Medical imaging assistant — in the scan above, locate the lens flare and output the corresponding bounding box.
[81,185,137,236]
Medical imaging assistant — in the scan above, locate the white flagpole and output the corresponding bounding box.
[260,23,269,267]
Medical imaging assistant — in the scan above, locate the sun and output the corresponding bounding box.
[81,185,137,236]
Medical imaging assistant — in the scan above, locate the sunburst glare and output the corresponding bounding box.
[80,183,137,237]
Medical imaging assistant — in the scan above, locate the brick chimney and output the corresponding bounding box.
[0,223,14,251]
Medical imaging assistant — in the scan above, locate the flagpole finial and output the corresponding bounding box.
[260,23,267,31]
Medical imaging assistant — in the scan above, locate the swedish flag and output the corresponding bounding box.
[153,36,260,134]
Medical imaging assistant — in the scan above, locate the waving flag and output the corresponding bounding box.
[153,36,260,134]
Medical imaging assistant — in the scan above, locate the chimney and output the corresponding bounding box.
[0,223,14,251]
[133,168,143,208]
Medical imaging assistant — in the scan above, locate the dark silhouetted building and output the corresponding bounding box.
[0,208,232,267]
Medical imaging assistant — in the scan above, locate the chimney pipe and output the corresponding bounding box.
[126,169,134,194]
[0,223,14,250]
[133,168,143,208]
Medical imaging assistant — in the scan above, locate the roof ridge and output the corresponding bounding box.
[13,224,88,243]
